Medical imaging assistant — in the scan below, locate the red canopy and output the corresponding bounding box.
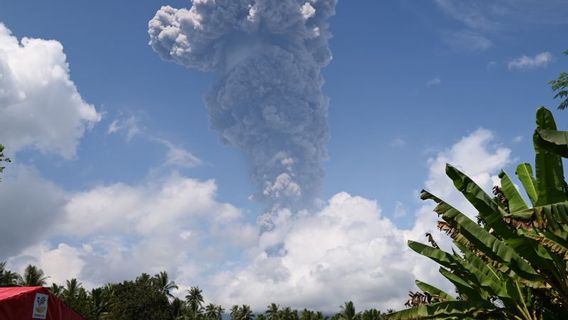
[0,287,83,320]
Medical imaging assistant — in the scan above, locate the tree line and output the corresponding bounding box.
[0,263,391,320]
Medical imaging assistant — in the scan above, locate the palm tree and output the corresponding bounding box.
[170,297,187,320]
[0,262,21,287]
[360,309,384,320]
[215,305,225,320]
[136,273,152,285]
[154,271,178,299]
[300,309,315,320]
[206,303,218,320]
[230,305,240,320]
[0,144,10,179]
[280,307,294,320]
[19,265,48,286]
[266,303,280,320]
[49,283,64,297]
[240,305,254,320]
[90,287,112,320]
[63,278,82,300]
[339,302,356,320]
[186,286,205,316]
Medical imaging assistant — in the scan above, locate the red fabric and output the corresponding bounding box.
[0,287,84,320]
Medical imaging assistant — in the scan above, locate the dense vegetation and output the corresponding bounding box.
[0,264,391,320]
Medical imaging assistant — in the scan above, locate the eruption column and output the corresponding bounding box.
[149,0,336,209]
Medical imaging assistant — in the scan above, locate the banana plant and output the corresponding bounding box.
[388,108,568,320]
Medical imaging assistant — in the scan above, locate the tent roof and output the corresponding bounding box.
[0,287,45,301]
[0,286,84,319]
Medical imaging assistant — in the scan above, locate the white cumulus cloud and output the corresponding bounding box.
[210,128,512,311]
[7,172,257,288]
[0,23,100,158]
[508,52,553,71]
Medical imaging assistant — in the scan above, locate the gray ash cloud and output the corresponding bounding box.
[149,0,336,209]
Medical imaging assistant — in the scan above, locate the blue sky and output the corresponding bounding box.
[0,0,567,311]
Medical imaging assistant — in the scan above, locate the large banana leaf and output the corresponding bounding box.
[508,201,568,237]
[407,241,456,269]
[499,171,529,213]
[454,242,504,296]
[445,164,515,239]
[536,128,568,158]
[515,163,538,206]
[386,300,498,320]
[390,108,568,319]
[414,280,455,302]
[421,190,542,282]
[523,231,568,260]
[534,107,568,206]
[438,267,485,301]
[427,167,559,284]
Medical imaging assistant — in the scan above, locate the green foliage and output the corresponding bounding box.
[550,50,568,110]
[107,274,172,320]
[0,144,10,180]
[0,261,21,287]
[186,286,205,316]
[0,262,392,320]
[19,265,48,286]
[388,107,568,319]
[230,304,254,320]
[339,301,356,320]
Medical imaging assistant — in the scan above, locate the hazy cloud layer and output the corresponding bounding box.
[0,24,100,158]
[435,0,568,28]
[434,1,568,52]
[442,30,492,52]
[107,113,202,168]
[148,0,337,209]
[0,165,66,258]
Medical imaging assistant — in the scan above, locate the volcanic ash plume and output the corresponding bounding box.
[149,0,336,209]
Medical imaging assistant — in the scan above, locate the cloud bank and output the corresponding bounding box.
[148,0,337,209]
[3,128,512,312]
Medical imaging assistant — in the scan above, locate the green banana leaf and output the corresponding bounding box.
[454,243,504,297]
[498,171,529,213]
[509,201,568,236]
[408,241,456,269]
[515,163,538,206]
[533,107,568,206]
[438,267,485,301]
[386,299,497,320]
[536,128,568,158]
[414,280,455,302]
[445,164,515,239]
[421,190,542,282]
